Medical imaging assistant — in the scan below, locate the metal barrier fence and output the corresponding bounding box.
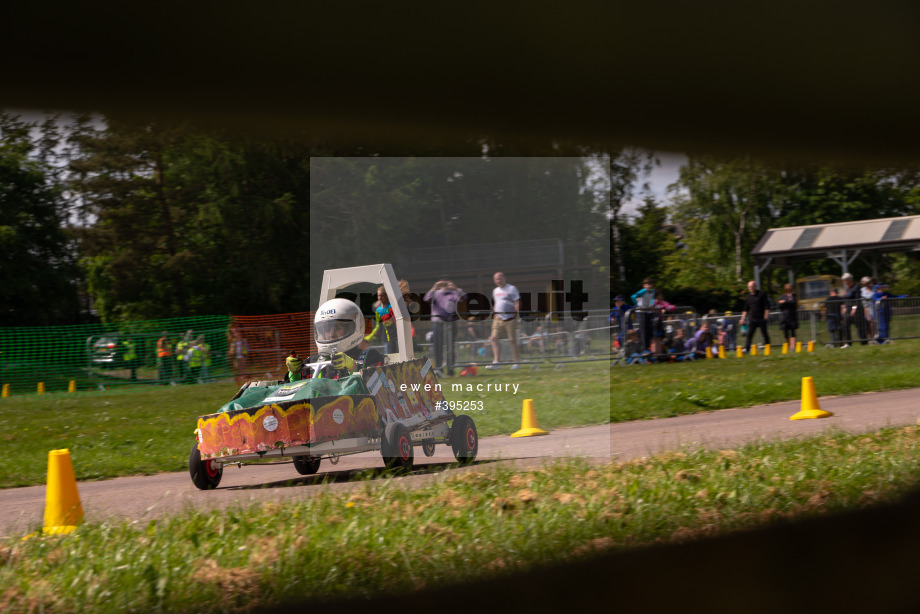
[406,309,617,373]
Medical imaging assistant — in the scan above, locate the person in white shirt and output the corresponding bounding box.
[488,271,521,369]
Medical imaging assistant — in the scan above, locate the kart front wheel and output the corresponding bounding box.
[450,415,478,464]
[189,442,222,490]
[293,455,322,475]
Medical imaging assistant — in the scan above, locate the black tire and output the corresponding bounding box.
[422,439,436,457]
[450,415,478,464]
[293,454,322,475]
[382,422,414,471]
[189,442,222,490]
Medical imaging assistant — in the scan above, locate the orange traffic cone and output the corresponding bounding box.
[43,449,83,535]
[789,377,834,420]
[511,399,548,437]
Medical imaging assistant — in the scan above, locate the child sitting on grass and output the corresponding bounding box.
[625,329,651,365]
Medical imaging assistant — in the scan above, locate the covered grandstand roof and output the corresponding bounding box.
[751,215,920,282]
[753,215,920,259]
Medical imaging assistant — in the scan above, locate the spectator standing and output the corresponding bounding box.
[860,276,876,343]
[488,271,521,369]
[609,295,632,349]
[187,341,203,383]
[156,331,173,383]
[631,278,658,351]
[840,273,860,348]
[740,280,771,352]
[196,335,211,382]
[873,283,894,344]
[425,277,464,376]
[777,283,798,351]
[365,286,397,354]
[121,337,138,382]
[175,330,194,382]
[824,289,842,347]
[229,327,249,375]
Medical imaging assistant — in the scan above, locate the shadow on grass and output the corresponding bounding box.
[225,457,515,490]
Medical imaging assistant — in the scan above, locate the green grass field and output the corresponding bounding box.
[0,363,609,488]
[3,424,920,613]
[3,343,920,612]
[611,339,920,421]
[4,341,920,488]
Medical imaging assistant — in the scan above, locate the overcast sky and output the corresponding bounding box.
[621,151,687,218]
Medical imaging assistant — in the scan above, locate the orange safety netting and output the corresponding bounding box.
[229,312,315,384]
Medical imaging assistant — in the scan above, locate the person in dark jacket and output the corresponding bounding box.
[824,288,842,347]
[840,273,860,348]
[777,283,798,351]
[740,280,771,353]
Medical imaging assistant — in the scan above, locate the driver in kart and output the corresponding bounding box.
[309,298,386,378]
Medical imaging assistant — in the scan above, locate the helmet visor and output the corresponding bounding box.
[315,319,356,344]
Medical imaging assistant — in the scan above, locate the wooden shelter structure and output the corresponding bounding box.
[751,215,920,286]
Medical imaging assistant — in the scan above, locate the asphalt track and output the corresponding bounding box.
[2,387,918,537]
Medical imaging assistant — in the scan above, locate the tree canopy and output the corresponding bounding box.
[0,113,82,326]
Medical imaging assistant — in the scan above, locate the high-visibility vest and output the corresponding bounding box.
[122,340,137,362]
[188,345,203,368]
[176,340,189,361]
[200,342,211,366]
[157,338,172,358]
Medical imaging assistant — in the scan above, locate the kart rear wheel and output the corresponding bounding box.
[382,422,414,472]
[422,439,436,457]
[450,415,478,464]
[189,442,222,490]
[293,455,322,475]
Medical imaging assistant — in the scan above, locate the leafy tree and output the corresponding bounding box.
[0,113,82,326]
[617,196,673,295]
[661,155,920,307]
[69,117,312,320]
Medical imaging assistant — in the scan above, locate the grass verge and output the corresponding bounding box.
[0,363,609,488]
[610,338,920,421]
[2,424,920,613]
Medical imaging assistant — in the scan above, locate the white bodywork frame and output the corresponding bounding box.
[318,263,414,363]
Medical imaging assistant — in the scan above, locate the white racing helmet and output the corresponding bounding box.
[314,298,365,355]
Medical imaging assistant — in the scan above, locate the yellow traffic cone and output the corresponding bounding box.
[511,399,549,437]
[718,345,726,359]
[789,377,834,420]
[43,449,83,535]
[2,383,9,397]
[736,347,743,358]
[68,380,76,393]
[705,346,713,359]
[37,382,45,395]
[795,342,803,353]
[782,342,789,354]
[764,344,771,356]
[807,341,815,353]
